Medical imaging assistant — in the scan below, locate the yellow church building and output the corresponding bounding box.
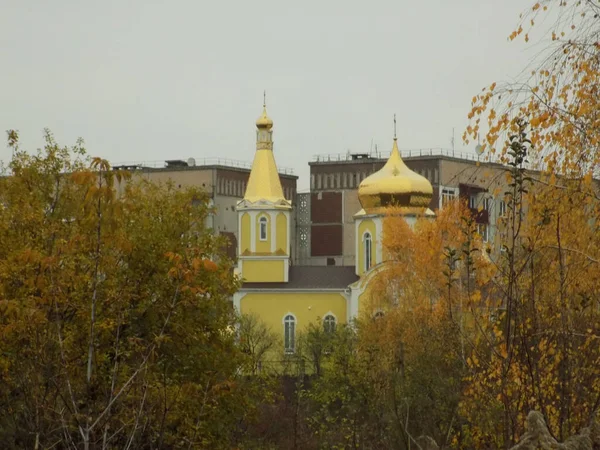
[233,102,434,354]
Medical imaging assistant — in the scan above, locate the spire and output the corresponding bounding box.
[243,98,289,205]
[393,113,397,140]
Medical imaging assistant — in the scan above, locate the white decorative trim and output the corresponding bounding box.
[239,288,348,293]
[270,211,276,251]
[249,211,257,251]
[281,311,297,324]
[286,211,290,256]
[322,311,337,322]
[237,211,243,255]
[362,230,373,274]
[258,214,268,242]
[238,255,288,260]
[348,284,363,322]
[374,217,382,265]
[282,312,297,354]
[354,217,360,276]
[233,291,246,315]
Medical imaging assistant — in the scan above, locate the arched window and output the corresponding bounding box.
[374,311,385,320]
[364,232,372,271]
[323,314,336,333]
[284,314,296,354]
[259,216,268,241]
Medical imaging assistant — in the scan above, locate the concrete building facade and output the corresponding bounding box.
[302,149,510,266]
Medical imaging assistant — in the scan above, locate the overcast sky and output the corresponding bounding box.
[1,0,534,189]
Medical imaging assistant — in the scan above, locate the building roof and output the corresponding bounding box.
[241,266,359,290]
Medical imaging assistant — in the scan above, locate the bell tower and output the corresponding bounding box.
[236,95,292,283]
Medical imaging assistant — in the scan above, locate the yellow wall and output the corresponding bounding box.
[276,213,287,254]
[241,259,284,282]
[255,214,271,253]
[240,213,250,254]
[240,292,347,331]
[357,219,376,276]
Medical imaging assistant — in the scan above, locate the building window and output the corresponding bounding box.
[311,175,315,190]
[317,174,322,190]
[483,197,493,212]
[499,200,507,217]
[469,194,477,209]
[284,314,296,354]
[323,314,336,333]
[323,175,328,189]
[259,216,268,241]
[364,232,372,271]
[373,311,385,320]
[441,187,458,207]
[477,223,489,242]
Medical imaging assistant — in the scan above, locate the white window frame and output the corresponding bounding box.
[364,231,372,272]
[469,194,477,209]
[283,313,296,354]
[259,216,268,241]
[323,314,337,333]
[499,200,507,217]
[440,186,458,208]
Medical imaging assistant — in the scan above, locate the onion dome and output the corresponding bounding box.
[358,137,433,212]
[256,104,273,130]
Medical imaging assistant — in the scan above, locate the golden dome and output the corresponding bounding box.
[256,105,273,130]
[358,138,433,211]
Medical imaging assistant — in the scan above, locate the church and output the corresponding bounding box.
[232,102,435,354]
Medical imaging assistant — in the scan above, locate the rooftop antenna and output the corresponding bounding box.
[475,133,484,159]
[451,128,455,156]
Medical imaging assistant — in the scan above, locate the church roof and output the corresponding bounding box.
[241,266,358,290]
[241,101,291,206]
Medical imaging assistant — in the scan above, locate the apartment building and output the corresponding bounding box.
[296,148,509,266]
[113,157,298,258]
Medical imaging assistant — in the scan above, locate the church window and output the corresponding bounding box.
[284,314,296,353]
[373,311,385,320]
[259,216,268,241]
[364,232,372,271]
[323,314,336,333]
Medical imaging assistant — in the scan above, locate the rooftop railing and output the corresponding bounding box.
[111,157,295,175]
[312,148,496,163]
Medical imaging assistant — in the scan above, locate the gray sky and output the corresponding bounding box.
[1,0,533,190]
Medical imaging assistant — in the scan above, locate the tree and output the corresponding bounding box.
[459,120,600,448]
[238,313,280,375]
[0,130,265,449]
